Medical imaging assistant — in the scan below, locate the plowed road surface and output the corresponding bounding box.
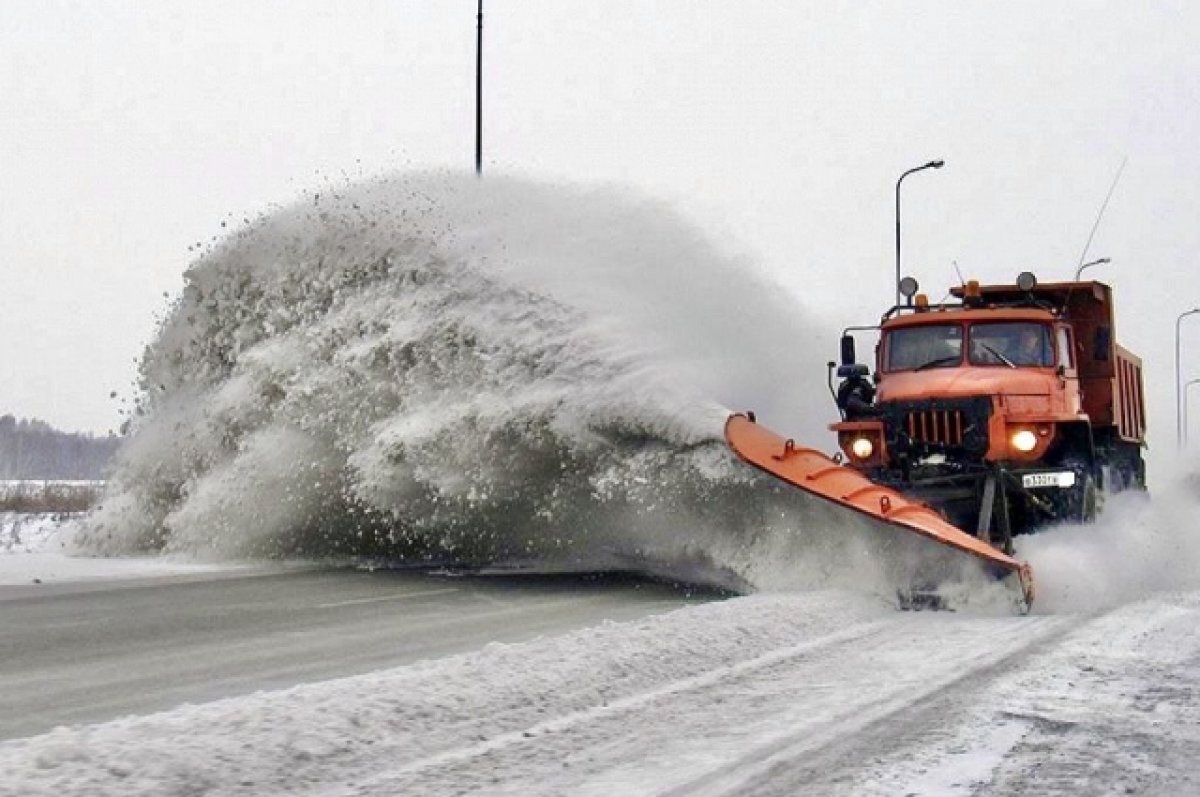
[0,568,712,740]
[1,568,1198,796]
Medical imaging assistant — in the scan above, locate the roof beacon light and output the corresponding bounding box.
[962,280,984,308]
[1017,271,1038,292]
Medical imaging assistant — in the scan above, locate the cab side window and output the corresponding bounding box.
[1056,327,1074,369]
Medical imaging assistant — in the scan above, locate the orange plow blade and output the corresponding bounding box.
[725,413,1034,608]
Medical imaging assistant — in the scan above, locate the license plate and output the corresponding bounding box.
[1022,471,1076,489]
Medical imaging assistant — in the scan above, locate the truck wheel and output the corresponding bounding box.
[1060,468,1099,523]
[1078,472,1099,522]
[1054,460,1098,523]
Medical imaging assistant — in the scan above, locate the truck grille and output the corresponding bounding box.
[905,409,966,446]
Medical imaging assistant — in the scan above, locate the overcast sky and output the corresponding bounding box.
[2,1,1198,444]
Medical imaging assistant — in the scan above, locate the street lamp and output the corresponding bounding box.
[1187,378,1200,448]
[1176,308,1200,448]
[1074,257,1110,281]
[895,160,945,307]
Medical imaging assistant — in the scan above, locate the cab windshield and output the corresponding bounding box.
[968,322,1053,367]
[886,325,963,371]
[885,321,1055,372]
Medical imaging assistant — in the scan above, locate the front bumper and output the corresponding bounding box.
[869,461,1080,547]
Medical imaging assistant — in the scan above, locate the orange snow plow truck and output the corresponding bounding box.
[726,273,1146,609]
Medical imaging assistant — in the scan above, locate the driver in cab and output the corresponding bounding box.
[974,326,1049,367]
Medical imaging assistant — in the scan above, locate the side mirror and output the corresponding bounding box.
[840,334,856,366]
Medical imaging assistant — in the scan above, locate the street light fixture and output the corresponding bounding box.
[1176,307,1200,448]
[895,160,945,307]
[1187,378,1200,448]
[1074,257,1110,281]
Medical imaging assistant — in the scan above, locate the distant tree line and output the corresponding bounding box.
[0,415,120,480]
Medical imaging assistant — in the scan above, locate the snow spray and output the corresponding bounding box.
[1018,452,1200,613]
[75,173,995,600]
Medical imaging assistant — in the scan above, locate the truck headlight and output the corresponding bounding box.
[1011,429,1038,453]
[851,437,874,459]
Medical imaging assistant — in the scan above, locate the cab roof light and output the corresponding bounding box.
[963,280,984,307]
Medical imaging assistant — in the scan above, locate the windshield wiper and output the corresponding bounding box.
[914,355,959,371]
[978,344,1016,368]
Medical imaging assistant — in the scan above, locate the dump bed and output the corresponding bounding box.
[1110,345,1146,443]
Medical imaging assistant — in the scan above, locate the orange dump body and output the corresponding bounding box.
[725,413,1034,608]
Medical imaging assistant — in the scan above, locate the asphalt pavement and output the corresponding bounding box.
[0,566,716,739]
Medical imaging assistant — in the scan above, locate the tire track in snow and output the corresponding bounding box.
[847,595,1200,797]
[351,612,1077,796]
[674,613,1089,797]
[346,619,890,794]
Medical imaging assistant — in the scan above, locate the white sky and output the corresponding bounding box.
[2,1,1198,443]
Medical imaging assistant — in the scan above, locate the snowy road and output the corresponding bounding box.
[0,567,714,740]
[5,494,1200,795]
[3,586,1198,795]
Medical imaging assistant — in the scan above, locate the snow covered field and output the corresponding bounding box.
[1,514,228,585]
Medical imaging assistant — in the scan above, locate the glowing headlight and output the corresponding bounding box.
[1011,429,1038,453]
[851,437,874,459]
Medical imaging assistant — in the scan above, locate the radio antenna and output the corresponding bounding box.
[952,260,966,286]
[1076,156,1127,270]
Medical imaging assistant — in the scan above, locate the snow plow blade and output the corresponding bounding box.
[725,413,1035,608]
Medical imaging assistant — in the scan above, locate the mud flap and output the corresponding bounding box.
[725,413,1035,609]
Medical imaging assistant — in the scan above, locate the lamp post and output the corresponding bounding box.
[1176,308,1200,448]
[474,0,484,175]
[895,160,945,307]
[1073,257,1110,281]
[1187,378,1200,448]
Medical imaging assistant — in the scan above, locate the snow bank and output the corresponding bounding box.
[0,514,226,585]
[0,512,72,554]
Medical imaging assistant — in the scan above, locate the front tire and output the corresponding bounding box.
[1053,459,1099,523]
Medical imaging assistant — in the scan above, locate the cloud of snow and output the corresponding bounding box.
[65,170,1200,612]
[73,171,952,600]
[1018,452,1200,613]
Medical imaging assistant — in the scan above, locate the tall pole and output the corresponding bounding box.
[475,0,483,175]
[894,159,945,307]
[1176,308,1200,449]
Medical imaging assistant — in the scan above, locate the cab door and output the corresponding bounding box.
[1056,324,1083,415]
